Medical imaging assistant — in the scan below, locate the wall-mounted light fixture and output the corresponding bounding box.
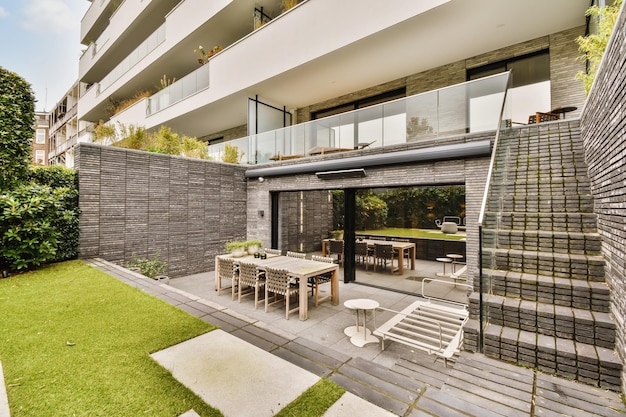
[315,168,366,180]
[258,177,265,183]
[258,210,265,218]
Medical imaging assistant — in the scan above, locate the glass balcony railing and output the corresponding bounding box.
[208,72,511,165]
[148,63,210,114]
[99,24,166,94]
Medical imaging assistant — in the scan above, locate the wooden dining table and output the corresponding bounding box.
[322,238,416,274]
[215,254,339,320]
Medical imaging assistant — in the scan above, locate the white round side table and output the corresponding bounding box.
[344,298,380,347]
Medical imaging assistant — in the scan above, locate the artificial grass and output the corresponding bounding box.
[274,379,345,417]
[360,227,467,240]
[0,260,221,417]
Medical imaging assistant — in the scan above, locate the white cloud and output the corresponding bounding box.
[0,7,8,18]
[21,0,75,33]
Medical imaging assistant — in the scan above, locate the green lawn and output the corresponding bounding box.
[0,260,345,417]
[359,227,467,240]
[0,260,220,417]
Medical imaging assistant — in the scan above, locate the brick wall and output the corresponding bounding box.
[246,133,494,285]
[580,4,626,392]
[75,143,248,277]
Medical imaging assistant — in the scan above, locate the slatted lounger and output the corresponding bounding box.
[373,279,470,367]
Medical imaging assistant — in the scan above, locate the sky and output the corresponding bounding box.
[0,0,89,112]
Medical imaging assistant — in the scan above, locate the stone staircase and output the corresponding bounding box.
[465,120,622,392]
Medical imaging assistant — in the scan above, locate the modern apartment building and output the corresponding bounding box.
[76,0,626,393]
[48,82,86,167]
[32,112,49,165]
[78,0,590,144]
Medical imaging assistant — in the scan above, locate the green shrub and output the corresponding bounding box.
[0,67,35,190]
[0,184,66,270]
[125,253,168,278]
[28,165,80,262]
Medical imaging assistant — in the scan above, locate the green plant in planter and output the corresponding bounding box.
[244,239,263,254]
[125,253,168,279]
[225,241,246,252]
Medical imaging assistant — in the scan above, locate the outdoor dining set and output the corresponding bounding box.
[214,250,339,320]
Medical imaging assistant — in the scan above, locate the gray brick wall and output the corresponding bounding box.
[75,143,248,277]
[580,5,626,393]
[247,133,493,286]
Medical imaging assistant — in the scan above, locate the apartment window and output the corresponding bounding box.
[311,88,407,149]
[312,88,406,120]
[35,150,45,165]
[36,129,46,144]
[468,50,551,126]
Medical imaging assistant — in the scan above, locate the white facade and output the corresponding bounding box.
[78,0,590,141]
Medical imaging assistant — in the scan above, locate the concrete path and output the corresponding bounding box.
[86,258,626,417]
[151,330,319,417]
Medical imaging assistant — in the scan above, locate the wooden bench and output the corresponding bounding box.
[373,279,470,367]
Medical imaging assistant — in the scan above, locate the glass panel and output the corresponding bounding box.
[208,72,509,165]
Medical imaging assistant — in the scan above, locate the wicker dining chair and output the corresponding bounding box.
[238,261,265,309]
[309,255,334,307]
[217,256,240,300]
[374,243,396,273]
[328,239,344,266]
[390,237,411,268]
[264,266,299,319]
[354,240,370,270]
[264,248,281,256]
[286,251,306,259]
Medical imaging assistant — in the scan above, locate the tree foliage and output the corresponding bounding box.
[0,67,35,190]
[576,0,624,94]
[332,186,466,231]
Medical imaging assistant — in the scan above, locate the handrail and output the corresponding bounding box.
[477,71,511,227]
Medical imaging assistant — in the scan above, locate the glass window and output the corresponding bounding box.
[468,51,551,126]
[36,129,46,144]
[35,150,45,165]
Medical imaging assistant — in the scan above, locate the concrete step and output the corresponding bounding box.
[479,294,616,349]
[482,248,605,281]
[481,229,602,255]
[479,269,610,313]
[487,193,594,214]
[482,323,622,392]
[482,211,598,233]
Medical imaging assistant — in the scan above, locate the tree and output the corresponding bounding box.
[576,0,624,94]
[0,67,35,190]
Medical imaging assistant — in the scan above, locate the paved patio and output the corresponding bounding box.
[86,258,625,417]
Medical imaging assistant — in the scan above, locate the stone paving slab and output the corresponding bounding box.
[0,361,10,417]
[322,391,397,417]
[151,330,319,417]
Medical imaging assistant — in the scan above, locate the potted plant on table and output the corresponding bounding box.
[245,240,263,255]
[225,241,247,257]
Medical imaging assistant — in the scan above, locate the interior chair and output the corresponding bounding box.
[328,239,344,266]
[264,248,281,256]
[217,256,239,300]
[308,255,334,307]
[264,266,299,319]
[374,243,396,273]
[354,240,370,270]
[238,261,265,309]
[528,112,560,124]
[390,237,410,268]
[286,251,306,259]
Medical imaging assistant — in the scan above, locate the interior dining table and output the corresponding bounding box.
[215,254,339,320]
[321,238,416,274]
